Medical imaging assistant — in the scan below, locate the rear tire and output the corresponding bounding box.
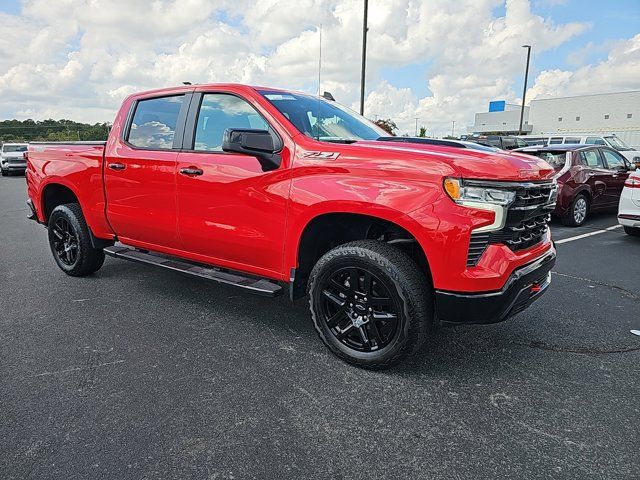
[308,240,431,369]
[48,203,105,276]
[561,194,588,227]
[624,226,640,237]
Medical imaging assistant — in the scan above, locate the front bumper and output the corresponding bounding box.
[1,161,26,171]
[435,245,556,325]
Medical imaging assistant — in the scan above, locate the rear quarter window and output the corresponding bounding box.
[531,151,566,169]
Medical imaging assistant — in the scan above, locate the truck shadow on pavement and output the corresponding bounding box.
[94,258,600,378]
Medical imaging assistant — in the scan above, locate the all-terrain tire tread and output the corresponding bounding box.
[308,240,432,369]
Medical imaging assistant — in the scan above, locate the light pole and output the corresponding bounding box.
[359,0,369,115]
[519,45,531,135]
[414,118,419,136]
[451,120,456,138]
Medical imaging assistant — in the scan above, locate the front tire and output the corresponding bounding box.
[308,240,431,369]
[562,194,588,227]
[48,203,105,276]
[624,226,640,237]
[1,168,7,176]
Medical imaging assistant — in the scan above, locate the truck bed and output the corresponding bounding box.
[27,141,111,237]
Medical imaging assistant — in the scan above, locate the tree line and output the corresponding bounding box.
[0,119,110,143]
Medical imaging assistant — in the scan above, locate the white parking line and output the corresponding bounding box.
[555,225,622,244]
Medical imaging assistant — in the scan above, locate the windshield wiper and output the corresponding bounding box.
[322,139,358,144]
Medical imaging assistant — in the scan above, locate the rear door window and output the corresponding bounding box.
[533,151,567,169]
[563,137,581,144]
[580,150,604,168]
[127,95,185,149]
[585,137,605,145]
[549,137,563,144]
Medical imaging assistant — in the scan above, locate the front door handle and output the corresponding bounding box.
[108,162,126,171]
[180,167,203,176]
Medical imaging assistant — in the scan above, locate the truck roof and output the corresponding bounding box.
[128,83,304,99]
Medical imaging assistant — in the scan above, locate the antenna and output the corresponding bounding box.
[318,24,322,95]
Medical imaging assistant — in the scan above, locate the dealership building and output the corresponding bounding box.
[469,90,640,147]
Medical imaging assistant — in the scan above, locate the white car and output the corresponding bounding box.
[618,170,640,237]
[0,142,28,176]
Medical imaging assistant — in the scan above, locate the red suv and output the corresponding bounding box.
[515,145,635,226]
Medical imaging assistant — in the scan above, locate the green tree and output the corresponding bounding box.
[418,126,427,137]
[0,119,111,143]
[373,118,397,136]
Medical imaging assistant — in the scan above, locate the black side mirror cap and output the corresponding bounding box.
[222,128,283,171]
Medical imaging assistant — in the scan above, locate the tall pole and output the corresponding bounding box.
[519,45,531,135]
[415,118,419,136]
[451,120,456,138]
[359,0,369,115]
[318,24,322,95]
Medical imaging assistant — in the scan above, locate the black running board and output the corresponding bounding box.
[104,246,282,297]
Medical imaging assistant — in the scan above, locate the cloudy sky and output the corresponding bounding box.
[0,0,638,136]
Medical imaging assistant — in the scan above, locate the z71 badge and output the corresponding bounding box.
[301,151,340,160]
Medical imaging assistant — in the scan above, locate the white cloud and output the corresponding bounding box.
[0,0,635,137]
[527,33,640,101]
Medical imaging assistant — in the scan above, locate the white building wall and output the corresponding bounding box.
[470,107,531,134]
[529,91,640,147]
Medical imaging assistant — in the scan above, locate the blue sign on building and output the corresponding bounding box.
[489,100,506,112]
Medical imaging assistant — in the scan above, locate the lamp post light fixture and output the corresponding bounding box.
[519,45,531,136]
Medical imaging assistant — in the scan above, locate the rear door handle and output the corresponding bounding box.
[108,162,126,171]
[180,167,203,176]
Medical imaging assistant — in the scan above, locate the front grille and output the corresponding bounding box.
[466,181,555,267]
[512,183,556,210]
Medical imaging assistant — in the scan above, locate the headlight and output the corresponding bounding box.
[443,178,516,206]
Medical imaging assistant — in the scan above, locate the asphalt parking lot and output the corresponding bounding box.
[1,174,639,480]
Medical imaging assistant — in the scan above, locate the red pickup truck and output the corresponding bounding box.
[26,84,557,368]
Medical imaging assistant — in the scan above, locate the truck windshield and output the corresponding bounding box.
[3,145,27,153]
[604,136,632,151]
[258,90,386,143]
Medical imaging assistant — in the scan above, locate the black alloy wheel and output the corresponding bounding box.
[51,217,79,266]
[319,266,400,352]
[308,240,432,369]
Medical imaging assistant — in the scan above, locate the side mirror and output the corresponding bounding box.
[222,128,283,171]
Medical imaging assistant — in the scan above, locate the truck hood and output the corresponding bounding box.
[353,140,555,181]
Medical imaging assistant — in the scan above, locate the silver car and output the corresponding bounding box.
[1,143,28,176]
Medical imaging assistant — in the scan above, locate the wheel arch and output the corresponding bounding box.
[574,186,593,205]
[289,209,432,300]
[41,181,81,222]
